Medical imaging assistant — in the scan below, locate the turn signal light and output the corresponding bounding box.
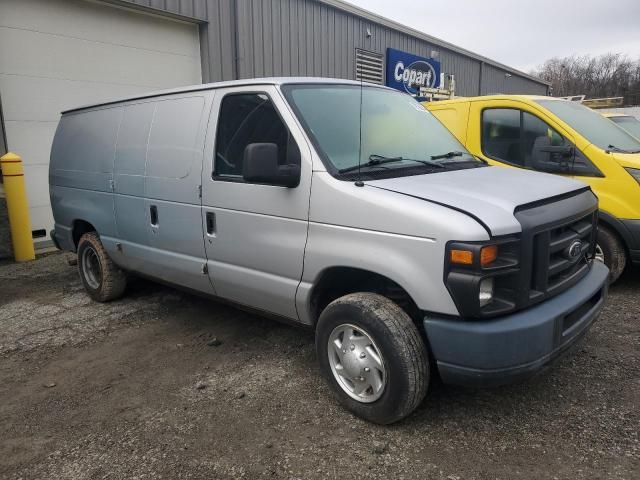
[450,249,474,265]
[480,245,498,266]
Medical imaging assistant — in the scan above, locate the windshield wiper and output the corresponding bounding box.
[606,144,640,154]
[430,151,464,161]
[338,154,445,174]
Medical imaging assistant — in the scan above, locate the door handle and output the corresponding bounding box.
[150,205,158,226]
[206,211,216,236]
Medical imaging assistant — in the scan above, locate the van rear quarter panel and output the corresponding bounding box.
[50,107,122,249]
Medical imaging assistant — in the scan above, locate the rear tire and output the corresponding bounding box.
[77,232,127,302]
[316,292,429,424]
[596,225,626,283]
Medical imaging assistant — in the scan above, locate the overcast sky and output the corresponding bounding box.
[345,0,640,73]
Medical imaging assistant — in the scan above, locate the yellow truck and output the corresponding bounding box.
[425,96,640,282]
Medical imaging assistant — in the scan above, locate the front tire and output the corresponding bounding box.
[316,293,429,424]
[596,225,626,283]
[77,232,127,302]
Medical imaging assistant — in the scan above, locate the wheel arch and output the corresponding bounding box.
[598,210,631,255]
[72,219,97,250]
[306,266,422,327]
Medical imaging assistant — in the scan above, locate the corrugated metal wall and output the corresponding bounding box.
[107,0,551,95]
[120,0,208,20]
[235,0,546,96]
[481,63,547,96]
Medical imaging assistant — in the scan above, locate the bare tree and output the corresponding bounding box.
[530,53,640,105]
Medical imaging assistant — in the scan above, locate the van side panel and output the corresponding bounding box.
[137,94,213,294]
[145,96,206,203]
[50,107,122,250]
[427,102,471,146]
[114,102,154,247]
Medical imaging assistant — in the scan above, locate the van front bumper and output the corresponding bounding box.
[424,261,609,387]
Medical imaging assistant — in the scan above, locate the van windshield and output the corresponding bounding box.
[281,84,483,178]
[536,99,640,152]
[609,115,640,140]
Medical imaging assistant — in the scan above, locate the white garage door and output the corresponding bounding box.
[0,0,202,245]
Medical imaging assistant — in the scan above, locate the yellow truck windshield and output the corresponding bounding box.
[609,115,640,140]
[536,100,640,152]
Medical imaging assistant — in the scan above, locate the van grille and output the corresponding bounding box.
[530,212,597,299]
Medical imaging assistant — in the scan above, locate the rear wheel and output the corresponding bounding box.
[316,292,429,424]
[77,232,127,302]
[595,225,626,283]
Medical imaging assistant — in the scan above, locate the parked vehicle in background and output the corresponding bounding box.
[426,96,640,282]
[603,112,640,140]
[50,79,608,424]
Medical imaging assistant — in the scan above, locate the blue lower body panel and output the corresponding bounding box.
[424,262,609,387]
[51,224,74,252]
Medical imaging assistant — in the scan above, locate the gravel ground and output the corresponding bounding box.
[0,252,638,479]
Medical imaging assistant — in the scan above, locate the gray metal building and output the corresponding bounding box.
[0,0,548,255]
[116,0,549,95]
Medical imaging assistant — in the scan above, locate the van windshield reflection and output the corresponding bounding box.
[281,84,483,178]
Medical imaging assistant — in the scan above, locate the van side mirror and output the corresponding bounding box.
[532,145,574,173]
[539,145,574,158]
[242,143,300,188]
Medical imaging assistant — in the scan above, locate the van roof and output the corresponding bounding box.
[62,77,391,114]
[425,94,559,107]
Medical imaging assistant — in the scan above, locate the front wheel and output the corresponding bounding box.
[77,232,127,302]
[595,225,626,283]
[316,293,429,424]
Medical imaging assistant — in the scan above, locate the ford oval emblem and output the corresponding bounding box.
[565,240,583,260]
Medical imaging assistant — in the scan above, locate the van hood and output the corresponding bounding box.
[366,166,589,236]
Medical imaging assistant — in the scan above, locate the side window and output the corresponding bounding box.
[522,112,571,173]
[214,93,299,180]
[482,109,523,166]
[482,109,597,175]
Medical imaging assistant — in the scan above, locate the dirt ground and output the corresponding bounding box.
[0,252,638,480]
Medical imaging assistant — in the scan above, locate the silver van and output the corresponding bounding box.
[50,78,609,424]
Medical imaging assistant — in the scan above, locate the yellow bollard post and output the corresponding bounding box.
[1,152,35,261]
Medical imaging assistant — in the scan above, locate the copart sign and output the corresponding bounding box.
[386,48,441,95]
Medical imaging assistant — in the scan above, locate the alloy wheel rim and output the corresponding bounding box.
[327,323,386,403]
[81,246,102,289]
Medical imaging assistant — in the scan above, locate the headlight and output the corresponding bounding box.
[445,239,520,318]
[479,278,494,307]
[625,167,640,185]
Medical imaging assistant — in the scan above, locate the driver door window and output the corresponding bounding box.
[522,112,572,173]
[214,93,299,181]
[482,108,579,174]
[482,109,523,166]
